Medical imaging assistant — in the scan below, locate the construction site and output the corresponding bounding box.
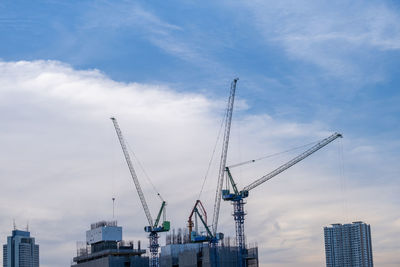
[160,229,258,267]
[72,78,342,267]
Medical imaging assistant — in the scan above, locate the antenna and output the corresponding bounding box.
[112,197,116,219]
[13,219,16,230]
[26,221,29,232]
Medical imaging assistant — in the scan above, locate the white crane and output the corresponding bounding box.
[187,78,238,249]
[111,117,170,267]
[212,78,239,237]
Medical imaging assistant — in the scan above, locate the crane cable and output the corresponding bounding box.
[227,140,320,169]
[197,110,226,200]
[125,139,164,201]
[338,138,348,222]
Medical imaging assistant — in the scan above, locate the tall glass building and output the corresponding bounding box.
[3,229,39,267]
[324,221,373,267]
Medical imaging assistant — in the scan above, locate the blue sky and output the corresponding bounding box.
[1,0,400,266]
[2,0,400,134]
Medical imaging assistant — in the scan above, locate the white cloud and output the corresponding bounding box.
[242,0,400,80]
[0,60,398,266]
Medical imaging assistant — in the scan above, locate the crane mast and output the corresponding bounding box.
[212,78,238,236]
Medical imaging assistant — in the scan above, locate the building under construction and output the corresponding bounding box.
[159,229,258,267]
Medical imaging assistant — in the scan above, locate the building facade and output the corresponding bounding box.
[160,243,258,267]
[161,229,258,267]
[324,221,373,267]
[3,229,39,267]
[71,220,148,267]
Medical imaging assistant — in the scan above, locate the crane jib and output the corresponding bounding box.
[111,117,154,227]
[212,78,239,236]
[243,132,342,192]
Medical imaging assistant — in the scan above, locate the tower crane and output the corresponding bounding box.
[222,132,343,267]
[111,117,170,267]
[188,200,223,243]
[185,79,238,267]
[188,78,238,244]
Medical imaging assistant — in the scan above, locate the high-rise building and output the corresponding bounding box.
[324,221,373,267]
[3,229,39,267]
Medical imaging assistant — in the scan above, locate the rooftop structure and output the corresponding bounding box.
[71,221,148,267]
[86,220,122,245]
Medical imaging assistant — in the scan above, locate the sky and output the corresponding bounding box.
[0,0,399,266]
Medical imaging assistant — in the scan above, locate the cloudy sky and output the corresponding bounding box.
[1,0,399,266]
